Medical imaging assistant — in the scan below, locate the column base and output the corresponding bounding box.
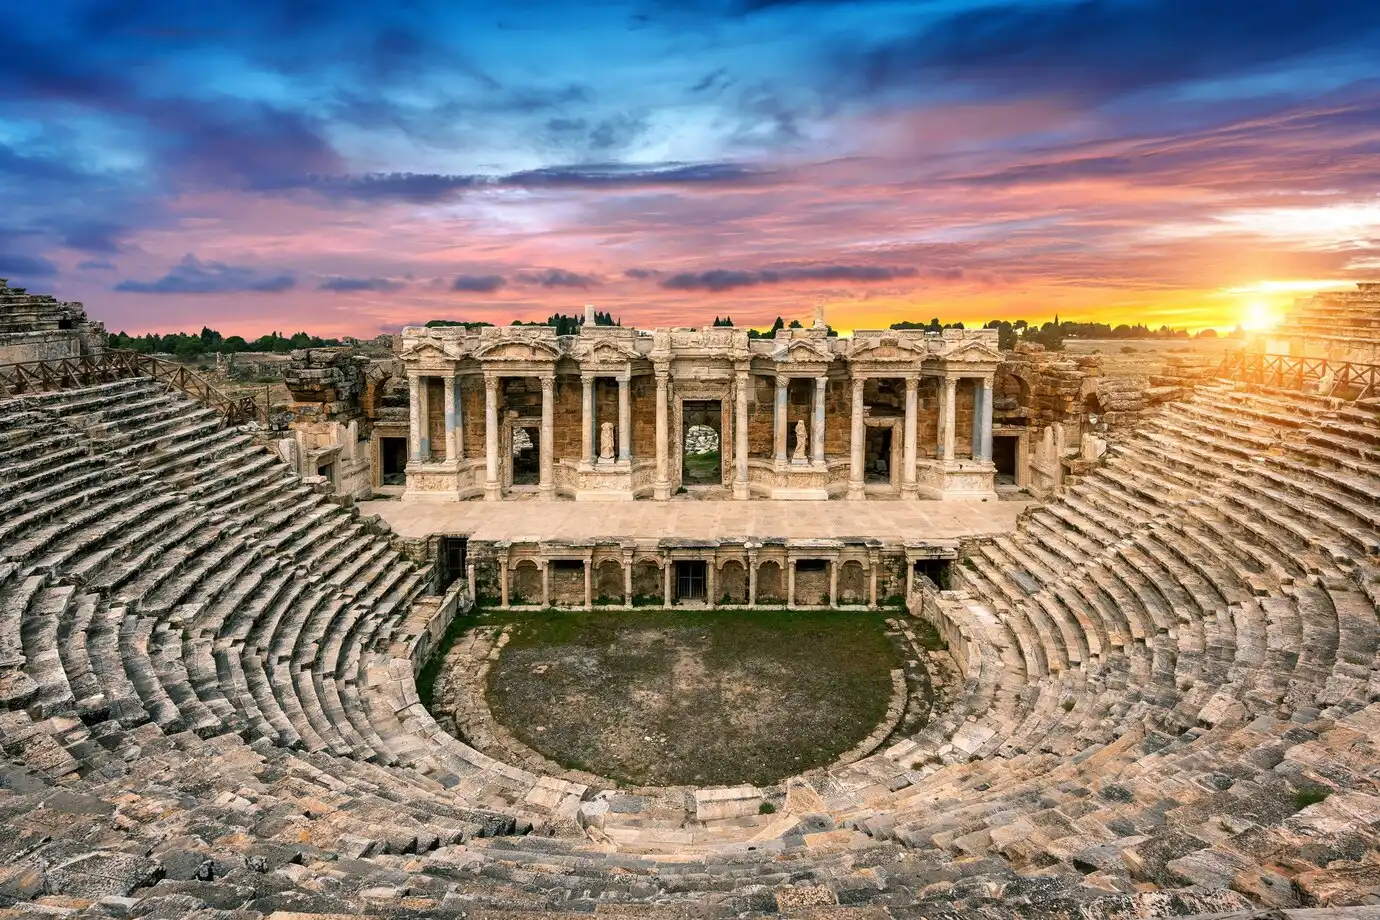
[901,481,920,501]
[733,480,750,500]
[484,481,502,501]
[653,480,671,500]
[538,484,554,500]
[846,479,865,500]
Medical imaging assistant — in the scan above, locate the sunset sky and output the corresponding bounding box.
[3,0,1379,337]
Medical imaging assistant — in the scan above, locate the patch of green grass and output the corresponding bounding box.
[912,620,948,652]
[682,449,721,484]
[758,801,776,815]
[475,606,908,787]
[415,607,477,708]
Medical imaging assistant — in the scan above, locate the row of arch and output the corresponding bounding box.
[503,557,877,608]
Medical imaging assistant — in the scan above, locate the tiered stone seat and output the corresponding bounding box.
[1,373,1378,915]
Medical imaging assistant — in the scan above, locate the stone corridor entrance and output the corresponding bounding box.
[680,400,722,486]
[511,425,540,487]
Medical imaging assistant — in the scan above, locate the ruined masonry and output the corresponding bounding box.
[0,283,1377,917]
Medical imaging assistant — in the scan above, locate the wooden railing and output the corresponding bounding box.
[1216,351,1380,399]
[0,350,269,426]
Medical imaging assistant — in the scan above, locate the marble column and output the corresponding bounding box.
[407,374,422,463]
[663,562,673,606]
[539,375,555,499]
[622,554,633,606]
[498,558,509,608]
[971,378,983,460]
[747,556,758,608]
[902,376,919,499]
[905,559,914,600]
[942,376,957,463]
[581,374,595,463]
[541,562,551,609]
[828,561,838,608]
[812,375,827,467]
[483,376,500,500]
[935,376,949,460]
[774,376,788,463]
[583,558,592,610]
[980,375,994,461]
[443,375,459,462]
[734,371,750,500]
[787,559,797,609]
[416,375,431,461]
[706,561,716,609]
[617,374,631,462]
[868,562,878,609]
[654,371,670,499]
[848,376,865,499]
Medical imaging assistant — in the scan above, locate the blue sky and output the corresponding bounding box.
[3,0,1380,335]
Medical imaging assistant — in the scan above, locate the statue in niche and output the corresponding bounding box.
[793,419,808,462]
[599,421,615,461]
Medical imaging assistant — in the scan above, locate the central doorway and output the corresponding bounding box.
[380,437,407,485]
[993,434,1018,485]
[680,400,722,486]
[512,425,540,486]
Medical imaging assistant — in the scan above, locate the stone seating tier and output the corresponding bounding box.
[0,375,1377,916]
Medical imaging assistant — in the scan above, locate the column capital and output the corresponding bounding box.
[851,375,865,393]
[982,373,995,387]
[539,374,556,392]
[815,374,828,388]
[942,375,958,392]
[905,375,919,392]
[483,374,500,393]
[580,372,597,385]
[775,374,789,389]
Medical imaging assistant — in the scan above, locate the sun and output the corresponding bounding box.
[1241,299,1279,332]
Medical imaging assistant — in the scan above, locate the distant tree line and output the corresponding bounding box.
[107,327,343,357]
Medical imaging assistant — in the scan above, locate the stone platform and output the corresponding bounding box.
[358,496,1031,544]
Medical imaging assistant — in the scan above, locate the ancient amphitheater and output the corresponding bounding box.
[1,278,1378,918]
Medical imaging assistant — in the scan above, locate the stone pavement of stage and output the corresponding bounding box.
[357,498,1033,543]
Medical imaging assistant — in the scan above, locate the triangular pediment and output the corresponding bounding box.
[771,338,833,364]
[847,335,928,362]
[575,340,639,364]
[399,339,448,359]
[938,338,1003,362]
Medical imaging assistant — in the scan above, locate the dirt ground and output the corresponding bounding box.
[479,608,907,787]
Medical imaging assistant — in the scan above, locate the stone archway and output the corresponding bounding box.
[632,560,662,605]
[756,560,784,604]
[718,560,748,606]
[595,559,624,604]
[510,560,542,605]
[838,560,867,605]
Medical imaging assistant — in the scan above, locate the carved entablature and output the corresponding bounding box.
[569,328,645,375]
[768,336,834,376]
[844,330,929,376]
[667,327,751,359]
[931,331,1003,374]
[472,327,563,374]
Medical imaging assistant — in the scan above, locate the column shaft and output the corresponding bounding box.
[848,376,865,497]
[828,561,838,608]
[539,375,554,498]
[407,374,422,463]
[484,377,500,500]
[499,559,509,607]
[443,376,458,462]
[584,560,592,610]
[902,376,918,494]
[942,376,957,462]
[617,375,631,461]
[654,372,670,499]
[868,563,878,609]
[812,376,827,466]
[774,377,788,462]
[663,562,672,606]
[734,371,749,499]
[971,378,984,459]
[581,375,594,463]
[416,376,431,460]
[706,561,716,609]
[623,556,633,606]
[748,559,758,608]
[981,376,994,461]
[787,560,796,608]
[541,563,550,608]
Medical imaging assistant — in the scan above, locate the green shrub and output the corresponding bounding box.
[758,801,776,815]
